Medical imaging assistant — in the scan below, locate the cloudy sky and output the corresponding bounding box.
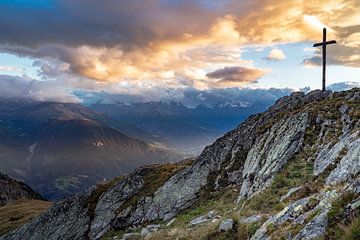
[0,0,359,103]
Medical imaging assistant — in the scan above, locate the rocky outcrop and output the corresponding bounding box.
[2,88,359,240]
[239,112,308,199]
[189,210,219,226]
[326,131,360,185]
[252,190,339,240]
[2,194,90,240]
[280,187,303,202]
[240,214,263,224]
[218,219,234,232]
[0,173,43,206]
[89,169,146,239]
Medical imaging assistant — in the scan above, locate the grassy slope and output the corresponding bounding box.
[0,199,52,236]
[102,89,360,239]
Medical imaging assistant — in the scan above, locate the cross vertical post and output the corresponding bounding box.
[313,28,336,91]
[322,28,326,91]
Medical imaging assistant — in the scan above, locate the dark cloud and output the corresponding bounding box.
[206,66,266,85]
[0,0,218,48]
[303,40,360,68]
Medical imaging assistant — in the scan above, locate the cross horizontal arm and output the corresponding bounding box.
[326,40,337,45]
[313,42,323,47]
[313,40,337,47]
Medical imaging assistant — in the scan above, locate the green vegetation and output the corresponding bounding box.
[236,221,263,240]
[0,199,52,235]
[103,188,239,240]
[54,176,81,195]
[340,216,360,240]
[325,192,358,239]
[268,221,303,240]
[103,89,360,239]
[240,149,315,216]
[206,221,238,240]
[175,189,238,227]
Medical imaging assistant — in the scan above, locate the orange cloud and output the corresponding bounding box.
[1,0,359,89]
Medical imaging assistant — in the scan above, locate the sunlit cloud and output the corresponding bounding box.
[0,0,358,94]
[266,49,286,61]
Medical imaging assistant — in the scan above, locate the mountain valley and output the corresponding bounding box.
[1,88,359,240]
[0,100,183,199]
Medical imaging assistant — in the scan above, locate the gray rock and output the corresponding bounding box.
[280,186,302,202]
[294,212,328,240]
[190,210,217,226]
[1,194,91,240]
[240,215,263,224]
[90,170,145,239]
[251,197,310,240]
[239,112,308,199]
[3,89,359,240]
[345,177,360,193]
[218,219,234,232]
[165,218,176,227]
[140,224,160,237]
[140,227,150,237]
[314,131,359,177]
[253,190,338,240]
[349,198,360,210]
[302,90,332,103]
[326,131,360,185]
[122,233,140,240]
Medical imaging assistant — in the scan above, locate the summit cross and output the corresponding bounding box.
[313,28,337,91]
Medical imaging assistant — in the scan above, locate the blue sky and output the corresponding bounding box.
[0,0,359,102]
[242,43,360,90]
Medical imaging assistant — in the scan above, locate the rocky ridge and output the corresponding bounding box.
[0,173,43,206]
[2,88,359,240]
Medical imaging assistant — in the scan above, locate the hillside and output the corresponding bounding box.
[0,173,51,236]
[0,100,183,200]
[0,173,43,206]
[1,89,359,240]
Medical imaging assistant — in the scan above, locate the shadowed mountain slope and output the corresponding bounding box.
[0,100,183,200]
[2,88,360,240]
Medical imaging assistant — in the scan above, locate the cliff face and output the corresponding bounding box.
[2,89,360,240]
[0,173,43,206]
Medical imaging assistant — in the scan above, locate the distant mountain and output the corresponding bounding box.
[90,100,268,153]
[0,99,183,200]
[5,89,359,240]
[0,172,43,206]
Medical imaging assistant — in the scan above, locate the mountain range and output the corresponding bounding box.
[0,99,183,200]
[0,94,279,200]
[89,100,269,154]
[1,88,359,240]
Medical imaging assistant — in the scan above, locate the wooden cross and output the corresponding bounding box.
[313,28,336,91]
